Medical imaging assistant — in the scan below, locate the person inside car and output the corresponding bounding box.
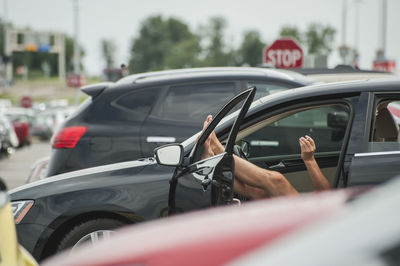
[201,115,331,199]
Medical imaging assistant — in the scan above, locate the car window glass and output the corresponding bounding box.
[151,82,237,125]
[247,81,295,101]
[368,100,400,152]
[112,87,159,121]
[236,104,350,159]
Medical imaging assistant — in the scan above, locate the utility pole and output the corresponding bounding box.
[373,0,396,73]
[378,0,387,60]
[73,0,81,106]
[353,0,363,67]
[3,0,10,89]
[354,0,362,52]
[341,0,347,46]
[339,0,350,64]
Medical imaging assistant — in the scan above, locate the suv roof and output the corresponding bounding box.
[81,67,316,99]
[283,65,395,83]
[115,67,315,86]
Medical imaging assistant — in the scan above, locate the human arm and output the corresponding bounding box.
[299,135,331,190]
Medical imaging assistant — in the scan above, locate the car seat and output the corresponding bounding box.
[373,107,399,142]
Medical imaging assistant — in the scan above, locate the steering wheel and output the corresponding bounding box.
[233,145,247,159]
[233,141,249,160]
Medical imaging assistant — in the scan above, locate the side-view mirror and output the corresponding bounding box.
[0,177,7,191]
[154,144,184,166]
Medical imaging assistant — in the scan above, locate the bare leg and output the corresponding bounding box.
[201,115,298,198]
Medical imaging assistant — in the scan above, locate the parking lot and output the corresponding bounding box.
[0,139,51,189]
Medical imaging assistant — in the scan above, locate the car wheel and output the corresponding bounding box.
[57,218,125,253]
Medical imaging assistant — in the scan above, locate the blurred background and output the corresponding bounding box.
[0,0,399,188]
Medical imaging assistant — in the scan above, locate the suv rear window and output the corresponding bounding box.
[150,82,237,124]
[112,87,160,122]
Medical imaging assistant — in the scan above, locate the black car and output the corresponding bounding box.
[47,67,314,176]
[10,79,400,261]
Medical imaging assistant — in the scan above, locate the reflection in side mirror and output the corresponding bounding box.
[154,144,183,166]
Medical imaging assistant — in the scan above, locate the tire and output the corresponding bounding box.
[57,218,125,253]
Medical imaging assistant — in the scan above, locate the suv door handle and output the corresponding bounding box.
[268,160,303,169]
[146,136,176,143]
[268,161,286,169]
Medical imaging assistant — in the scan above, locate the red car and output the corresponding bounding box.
[4,107,33,147]
[42,188,364,266]
[11,120,30,147]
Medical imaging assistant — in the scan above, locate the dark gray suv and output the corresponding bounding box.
[47,67,314,176]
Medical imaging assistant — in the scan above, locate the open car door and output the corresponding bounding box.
[155,87,256,215]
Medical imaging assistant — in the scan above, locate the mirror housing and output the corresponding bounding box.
[154,144,184,166]
[0,177,7,191]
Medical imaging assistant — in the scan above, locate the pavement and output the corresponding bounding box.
[0,138,51,189]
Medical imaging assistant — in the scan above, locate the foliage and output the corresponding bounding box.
[128,15,200,73]
[101,39,116,69]
[279,26,302,43]
[304,23,336,55]
[279,24,336,56]
[237,30,266,66]
[128,15,268,72]
[200,17,234,66]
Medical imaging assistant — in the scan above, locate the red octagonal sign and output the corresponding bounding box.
[264,38,303,68]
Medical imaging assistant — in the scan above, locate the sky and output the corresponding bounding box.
[4,0,400,76]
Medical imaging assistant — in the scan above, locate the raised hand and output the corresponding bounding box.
[299,135,316,162]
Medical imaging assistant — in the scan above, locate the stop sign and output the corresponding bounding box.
[20,96,33,108]
[264,38,303,68]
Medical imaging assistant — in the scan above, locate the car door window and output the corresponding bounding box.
[234,104,350,192]
[368,100,400,152]
[247,81,296,101]
[150,82,237,125]
[237,104,350,159]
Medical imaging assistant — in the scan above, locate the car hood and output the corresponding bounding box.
[9,158,156,200]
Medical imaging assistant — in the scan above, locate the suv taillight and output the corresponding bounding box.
[52,126,87,149]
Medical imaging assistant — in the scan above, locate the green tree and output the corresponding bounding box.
[279,24,336,56]
[279,26,302,43]
[304,23,336,55]
[237,30,265,66]
[200,16,234,66]
[128,15,200,73]
[101,39,116,69]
